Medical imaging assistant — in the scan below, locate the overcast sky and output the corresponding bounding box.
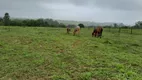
[0,0,142,25]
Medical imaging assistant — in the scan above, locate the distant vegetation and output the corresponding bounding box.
[0,13,66,28]
[0,12,142,29]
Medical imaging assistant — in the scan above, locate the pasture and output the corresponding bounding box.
[0,26,142,80]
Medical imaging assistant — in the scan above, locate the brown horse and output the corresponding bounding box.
[73,26,80,36]
[67,27,71,34]
[92,26,103,38]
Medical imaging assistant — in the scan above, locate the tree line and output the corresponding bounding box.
[0,13,66,28]
[104,22,142,29]
[0,12,141,28]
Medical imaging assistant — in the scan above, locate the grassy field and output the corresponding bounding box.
[0,26,142,80]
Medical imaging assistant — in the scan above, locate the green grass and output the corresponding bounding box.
[0,26,142,80]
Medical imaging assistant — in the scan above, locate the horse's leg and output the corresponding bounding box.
[95,32,97,37]
[78,30,80,35]
[67,29,69,34]
[98,32,100,38]
[68,29,70,34]
[73,31,75,36]
[97,32,99,38]
[97,31,101,38]
[74,29,76,36]
[93,33,95,37]
[100,32,102,38]
[92,33,95,37]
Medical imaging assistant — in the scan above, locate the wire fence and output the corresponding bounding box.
[104,27,142,35]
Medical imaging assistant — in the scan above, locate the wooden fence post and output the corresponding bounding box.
[119,27,121,33]
[131,27,133,34]
[109,27,110,32]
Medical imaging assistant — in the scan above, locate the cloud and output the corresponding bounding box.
[68,0,142,11]
[0,0,142,25]
[0,0,54,18]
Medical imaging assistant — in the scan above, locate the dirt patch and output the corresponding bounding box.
[72,40,81,48]
[92,78,97,80]
[57,49,64,54]
[53,46,65,54]
[18,36,33,45]
[103,40,112,44]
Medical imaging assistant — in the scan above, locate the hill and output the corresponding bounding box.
[57,20,125,27]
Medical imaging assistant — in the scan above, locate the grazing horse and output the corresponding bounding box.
[73,26,80,36]
[92,26,103,38]
[67,26,71,34]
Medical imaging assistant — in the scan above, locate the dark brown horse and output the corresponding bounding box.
[67,26,71,34]
[92,26,103,38]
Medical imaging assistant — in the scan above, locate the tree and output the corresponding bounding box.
[135,21,142,28]
[78,23,85,28]
[0,17,3,22]
[54,20,60,27]
[10,19,23,26]
[44,21,49,27]
[114,23,117,28]
[37,18,44,26]
[0,17,3,26]
[3,13,10,26]
[59,23,66,28]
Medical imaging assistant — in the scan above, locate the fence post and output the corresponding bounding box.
[119,27,121,33]
[131,27,133,34]
[109,27,110,32]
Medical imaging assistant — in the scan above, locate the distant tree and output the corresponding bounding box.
[0,22,3,26]
[10,19,23,26]
[121,26,129,29]
[37,18,44,26]
[103,26,111,28]
[0,17,3,26]
[10,20,16,26]
[78,23,85,28]
[47,19,54,26]
[68,24,76,28]
[22,20,28,26]
[135,21,142,28]
[59,23,66,28]
[29,20,35,26]
[114,23,117,28]
[1,15,64,27]
[3,13,10,26]
[44,21,49,27]
[0,17,3,22]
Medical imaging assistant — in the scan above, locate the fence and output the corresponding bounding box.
[104,27,142,35]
